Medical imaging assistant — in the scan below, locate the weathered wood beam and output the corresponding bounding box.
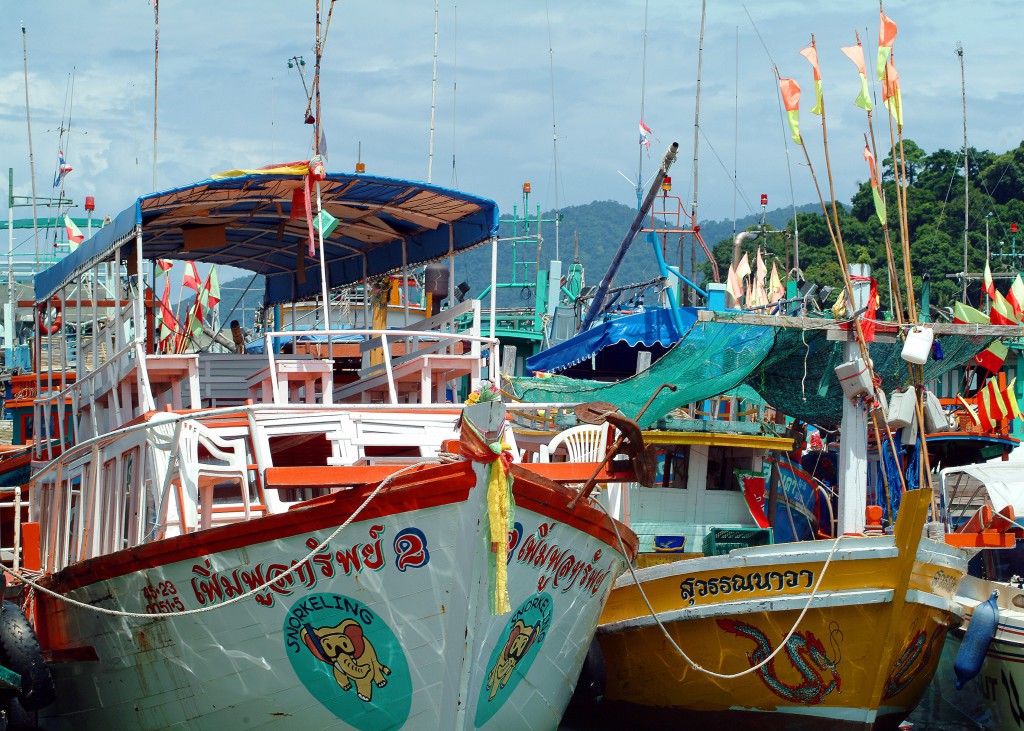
[696,309,1023,337]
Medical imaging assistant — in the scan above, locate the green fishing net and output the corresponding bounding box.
[743,327,994,428]
[505,321,777,428]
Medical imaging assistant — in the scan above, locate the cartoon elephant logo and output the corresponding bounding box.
[301,618,391,703]
[486,618,540,700]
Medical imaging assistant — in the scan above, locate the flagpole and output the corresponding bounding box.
[21,26,40,268]
[635,0,649,210]
[957,42,968,305]
[845,29,905,324]
[153,0,159,191]
[781,61,907,498]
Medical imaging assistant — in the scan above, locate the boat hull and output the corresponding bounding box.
[912,574,1024,730]
[33,461,634,730]
[585,489,965,730]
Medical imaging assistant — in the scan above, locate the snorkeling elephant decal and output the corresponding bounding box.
[486,618,540,700]
[301,618,391,702]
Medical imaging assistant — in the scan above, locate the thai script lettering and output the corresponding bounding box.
[190,524,387,609]
[513,522,614,596]
[931,569,958,598]
[679,569,814,606]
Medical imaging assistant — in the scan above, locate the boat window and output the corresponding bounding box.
[100,458,117,554]
[268,433,333,467]
[658,448,689,489]
[62,473,83,570]
[121,449,137,549]
[706,446,745,492]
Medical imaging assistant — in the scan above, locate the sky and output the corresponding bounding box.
[1,0,1019,260]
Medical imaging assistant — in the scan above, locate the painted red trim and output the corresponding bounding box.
[511,464,638,559]
[46,461,477,593]
[43,459,638,597]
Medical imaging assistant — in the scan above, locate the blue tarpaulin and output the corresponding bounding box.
[525,307,694,374]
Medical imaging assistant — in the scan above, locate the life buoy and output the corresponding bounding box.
[37,298,62,336]
[0,601,55,712]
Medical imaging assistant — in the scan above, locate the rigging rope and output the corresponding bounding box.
[4,456,454,620]
[599,495,847,680]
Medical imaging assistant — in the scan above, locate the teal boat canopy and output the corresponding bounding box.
[35,169,499,306]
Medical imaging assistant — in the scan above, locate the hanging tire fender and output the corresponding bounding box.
[0,602,54,712]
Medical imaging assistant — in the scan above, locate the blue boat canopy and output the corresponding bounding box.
[525,307,692,374]
[35,169,499,306]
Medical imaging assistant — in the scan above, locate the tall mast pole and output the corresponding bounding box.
[21,26,39,268]
[427,0,438,183]
[957,42,968,303]
[153,0,160,191]
[687,0,706,305]
[636,0,649,209]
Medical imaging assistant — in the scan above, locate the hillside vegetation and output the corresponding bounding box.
[217,139,1024,324]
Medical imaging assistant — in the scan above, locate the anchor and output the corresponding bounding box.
[567,383,677,508]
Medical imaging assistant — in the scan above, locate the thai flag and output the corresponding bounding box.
[638,120,652,149]
[53,149,73,188]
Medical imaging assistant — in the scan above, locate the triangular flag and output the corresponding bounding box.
[156,259,174,276]
[876,10,898,81]
[978,387,992,432]
[984,260,996,300]
[840,41,872,112]
[1004,377,1022,421]
[736,252,751,282]
[953,301,989,325]
[798,44,824,116]
[726,263,744,306]
[991,291,1019,325]
[973,341,1009,374]
[779,77,802,144]
[881,57,904,128]
[863,145,887,226]
[182,261,202,292]
[988,378,1008,421]
[1008,274,1024,318]
[203,267,221,308]
[64,215,84,250]
[769,262,785,303]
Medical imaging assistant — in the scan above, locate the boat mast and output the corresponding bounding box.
[687,0,706,306]
[428,0,438,183]
[21,26,40,268]
[957,42,968,304]
[153,0,160,191]
[545,0,561,261]
[635,0,649,209]
[313,0,331,332]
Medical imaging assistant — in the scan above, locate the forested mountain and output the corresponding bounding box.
[215,138,1024,324]
[707,139,1024,310]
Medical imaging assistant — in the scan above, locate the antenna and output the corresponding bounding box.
[957,41,969,304]
[428,0,439,183]
[153,0,159,191]
[635,0,650,209]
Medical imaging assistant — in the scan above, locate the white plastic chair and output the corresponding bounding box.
[538,422,611,463]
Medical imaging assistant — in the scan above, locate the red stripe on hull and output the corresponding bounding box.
[44,460,638,596]
[46,461,477,594]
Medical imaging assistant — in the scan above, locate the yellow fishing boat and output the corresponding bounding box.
[593,487,964,730]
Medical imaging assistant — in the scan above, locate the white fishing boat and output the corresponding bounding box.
[911,463,1024,730]
[0,164,637,730]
